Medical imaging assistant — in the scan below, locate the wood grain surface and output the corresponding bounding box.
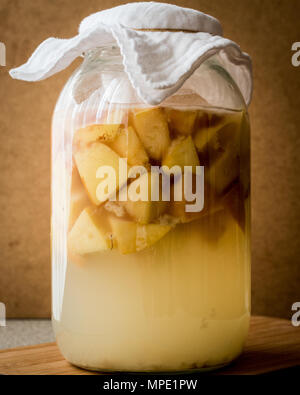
[0,316,299,375]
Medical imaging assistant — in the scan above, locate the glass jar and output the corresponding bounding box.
[51,45,250,372]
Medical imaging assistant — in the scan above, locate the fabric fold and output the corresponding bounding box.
[9,2,252,106]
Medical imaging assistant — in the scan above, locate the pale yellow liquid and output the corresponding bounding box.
[54,206,250,372]
[52,104,250,372]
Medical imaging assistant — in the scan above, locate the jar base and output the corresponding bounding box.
[69,360,233,374]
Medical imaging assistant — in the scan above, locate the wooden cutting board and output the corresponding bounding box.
[0,316,299,375]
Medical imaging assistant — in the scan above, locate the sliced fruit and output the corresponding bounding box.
[169,188,201,224]
[206,149,240,196]
[68,166,91,229]
[104,201,126,218]
[194,126,219,161]
[75,142,127,205]
[164,108,198,135]
[131,108,170,160]
[162,136,200,171]
[109,217,138,254]
[109,126,149,166]
[169,198,202,223]
[74,124,122,146]
[196,111,243,196]
[222,182,245,230]
[168,174,214,223]
[194,111,242,156]
[109,216,172,254]
[124,172,167,224]
[68,207,112,255]
[136,223,172,251]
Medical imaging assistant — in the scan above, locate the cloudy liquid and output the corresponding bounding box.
[52,106,250,372]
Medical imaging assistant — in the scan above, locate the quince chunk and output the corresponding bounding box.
[222,183,245,230]
[136,223,172,251]
[109,216,172,254]
[206,149,240,195]
[109,217,137,254]
[131,108,170,160]
[109,126,149,166]
[68,207,112,255]
[75,142,126,205]
[193,111,242,157]
[195,111,243,195]
[74,124,122,146]
[69,167,90,229]
[169,179,223,224]
[162,136,200,171]
[124,172,167,224]
[165,108,198,135]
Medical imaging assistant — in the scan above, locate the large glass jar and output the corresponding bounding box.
[51,45,250,372]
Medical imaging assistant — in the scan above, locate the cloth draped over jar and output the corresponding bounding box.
[9,2,252,106]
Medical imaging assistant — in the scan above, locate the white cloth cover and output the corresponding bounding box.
[9,2,252,106]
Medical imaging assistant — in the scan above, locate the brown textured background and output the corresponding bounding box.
[0,0,299,318]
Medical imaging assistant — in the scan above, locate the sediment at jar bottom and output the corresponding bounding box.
[54,316,249,372]
[54,209,250,372]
